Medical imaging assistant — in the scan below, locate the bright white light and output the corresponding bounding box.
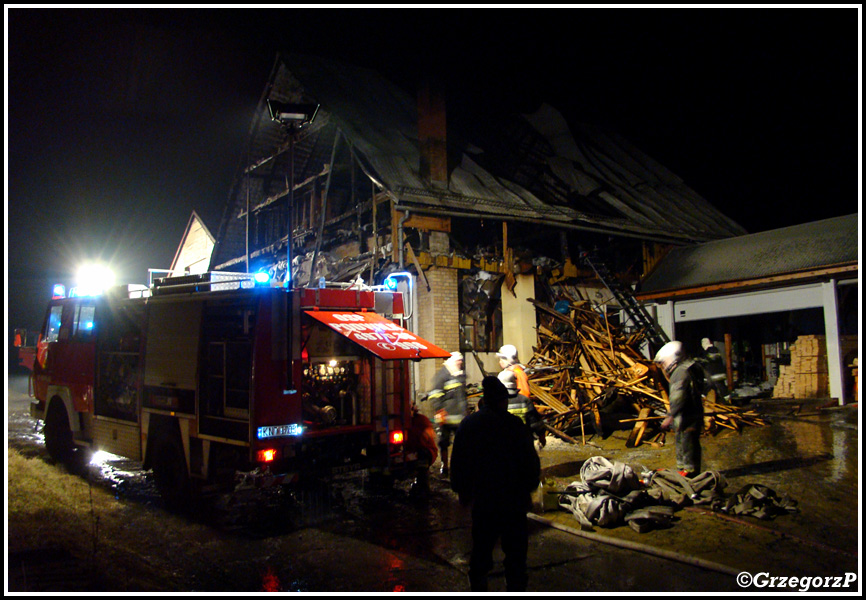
[76,263,115,296]
[89,450,123,465]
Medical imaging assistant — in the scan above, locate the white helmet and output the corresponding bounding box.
[496,344,519,363]
[653,341,683,371]
[444,351,464,375]
[497,369,518,396]
[701,338,713,350]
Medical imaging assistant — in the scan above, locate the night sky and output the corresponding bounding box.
[5,8,861,352]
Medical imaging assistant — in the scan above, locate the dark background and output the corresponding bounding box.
[6,8,860,361]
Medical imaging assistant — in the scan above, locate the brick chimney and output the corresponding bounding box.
[418,78,448,188]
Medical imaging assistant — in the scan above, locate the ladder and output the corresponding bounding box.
[580,250,669,348]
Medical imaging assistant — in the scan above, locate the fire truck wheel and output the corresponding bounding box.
[44,401,75,466]
[151,433,192,513]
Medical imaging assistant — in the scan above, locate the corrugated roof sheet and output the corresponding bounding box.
[639,214,859,294]
[212,54,748,271]
[284,54,744,242]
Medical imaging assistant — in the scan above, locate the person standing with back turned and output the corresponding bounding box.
[450,375,541,592]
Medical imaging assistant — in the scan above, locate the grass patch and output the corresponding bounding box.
[7,447,217,591]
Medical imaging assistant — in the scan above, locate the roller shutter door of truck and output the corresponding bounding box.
[143,300,203,414]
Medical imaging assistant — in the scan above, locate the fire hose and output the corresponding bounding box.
[527,512,741,576]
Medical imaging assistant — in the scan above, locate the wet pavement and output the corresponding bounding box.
[533,398,860,585]
[6,373,861,593]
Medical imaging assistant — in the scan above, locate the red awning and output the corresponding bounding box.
[304,310,451,360]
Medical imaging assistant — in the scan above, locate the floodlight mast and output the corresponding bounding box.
[266,100,320,289]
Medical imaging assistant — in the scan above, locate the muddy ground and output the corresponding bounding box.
[6,373,861,593]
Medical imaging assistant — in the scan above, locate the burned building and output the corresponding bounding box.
[209,53,746,399]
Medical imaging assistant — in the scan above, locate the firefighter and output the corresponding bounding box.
[498,369,546,449]
[426,351,467,477]
[654,341,706,477]
[496,344,530,398]
[699,337,730,402]
[450,375,541,592]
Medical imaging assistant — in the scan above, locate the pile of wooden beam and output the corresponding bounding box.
[525,295,767,447]
[701,394,769,433]
[525,296,669,446]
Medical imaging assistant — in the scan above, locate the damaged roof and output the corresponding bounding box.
[637,213,859,297]
[212,53,746,271]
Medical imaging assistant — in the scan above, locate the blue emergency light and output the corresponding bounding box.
[52,284,66,299]
[384,271,413,290]
[254,271,271,285]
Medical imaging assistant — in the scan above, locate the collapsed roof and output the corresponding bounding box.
[210,53,746,275]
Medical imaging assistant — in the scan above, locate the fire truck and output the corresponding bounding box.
[16,272,449,510]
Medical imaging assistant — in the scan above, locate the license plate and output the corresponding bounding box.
[257,423,303,439]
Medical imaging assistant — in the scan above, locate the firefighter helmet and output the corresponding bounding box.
[653,341,683,371]
[496,344,519,363]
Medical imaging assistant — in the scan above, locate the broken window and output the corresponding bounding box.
[458,270,503,353]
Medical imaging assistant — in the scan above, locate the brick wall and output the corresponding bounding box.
[416,266,459,417]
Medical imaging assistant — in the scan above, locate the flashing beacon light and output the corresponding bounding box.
[52,284,67,299]
[390,430,404,445]
[384,271,413,290]
[254,271,271,285]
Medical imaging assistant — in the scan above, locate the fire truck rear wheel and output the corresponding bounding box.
[44,401,75,466]
[151,433,192,513]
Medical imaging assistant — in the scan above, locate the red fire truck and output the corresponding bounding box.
[16,272,449,510]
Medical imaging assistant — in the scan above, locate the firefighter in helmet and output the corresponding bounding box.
[496,344,530,398]
[426,351,468,477]
[498,368,546,449]
[699,337,730,402]
[654,341,705,477]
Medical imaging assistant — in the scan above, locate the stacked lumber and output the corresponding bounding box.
[773,335,829,399]
[526,295,768,446]
[525,296,670,445]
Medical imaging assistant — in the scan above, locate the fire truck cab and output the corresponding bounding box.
[18,273,448,510]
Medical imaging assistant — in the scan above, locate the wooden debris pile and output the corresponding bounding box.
[525,295,767,447]
[702,394,769,433]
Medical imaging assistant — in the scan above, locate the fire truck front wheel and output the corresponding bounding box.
[151,431,192,513]
[44,400,76,467]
